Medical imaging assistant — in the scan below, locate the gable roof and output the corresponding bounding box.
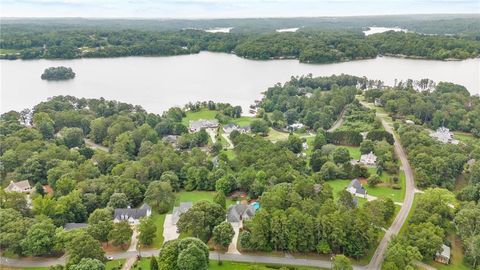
[114,203,151,221]
[227,204,256,223]
[5,180,31,192]
[347,179,366,195]
[436,244,451,259]
[172,202,193,224]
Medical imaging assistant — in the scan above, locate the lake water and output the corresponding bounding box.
[1,52,479,114]
[363,27,408,35]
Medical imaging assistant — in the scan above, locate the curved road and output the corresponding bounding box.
[1,101,414,270]
[363,104,416,270]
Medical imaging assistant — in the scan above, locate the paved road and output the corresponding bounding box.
[0,250,367,270]
[364,103,416,270]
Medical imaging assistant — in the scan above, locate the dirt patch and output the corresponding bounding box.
[102,242,127,253]
[230,190,247,199]
[43,184,54,195]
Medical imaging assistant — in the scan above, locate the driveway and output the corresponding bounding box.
[128,227,139,252]
[227,222,241,254]
[206,128,217,143]
[222,133,234,149]
[163,214,179,243]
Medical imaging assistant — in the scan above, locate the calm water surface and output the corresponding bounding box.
[1,52,479,114]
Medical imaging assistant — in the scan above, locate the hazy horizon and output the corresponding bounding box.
[1,0,479,18]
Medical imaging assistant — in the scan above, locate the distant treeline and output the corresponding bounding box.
[1,19,479,62]
[2,15,479,34]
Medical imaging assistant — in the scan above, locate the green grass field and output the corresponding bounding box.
[230,116,255,127]
[127,258,325,270]
[210,261,324,270]
[454,131,480,145]
[182,109,218,125]
[131,257,150,270]
[150,213,166,248]
[327,171,404,203]
[174,191,237,206]
[223,149,236,160]
[344,146,362,160]
[266,128,289,142]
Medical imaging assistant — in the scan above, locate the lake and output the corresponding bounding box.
[1,52,479,114]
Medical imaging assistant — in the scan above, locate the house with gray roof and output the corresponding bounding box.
[223,123,251,134]
[114,203,152,225]
[347,179,367,197]
[172,202,193,225]
[435,244,451,264]
[64,223,88,231]
[189,119,219,133]
[4,180,31,193]
[227,204,256,223]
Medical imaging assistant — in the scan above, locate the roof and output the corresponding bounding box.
[436,244,451,259]
[64,223,88,230]
[347,179,366,195]
[5,180,31,192]
[227,204,256,223]
[172,202,193,224]
[114,203,151,221]
[189,119,219,131]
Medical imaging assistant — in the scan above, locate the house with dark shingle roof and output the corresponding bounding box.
[227,204,256,223]
[347,179,367,197]
[114,203,152,225]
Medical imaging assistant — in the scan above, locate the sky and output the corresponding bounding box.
[1,0,479,18]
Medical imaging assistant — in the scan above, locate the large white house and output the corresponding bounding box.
[113,204,152,225]
[4,180,32,193]
[188,119,219,133]
[430,127,459,144]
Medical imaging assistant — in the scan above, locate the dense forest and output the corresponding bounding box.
[1,16,479,62]
[2,14,479,34]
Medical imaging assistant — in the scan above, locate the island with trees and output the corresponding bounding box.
[41,66,76,81]
[0,74,479,270]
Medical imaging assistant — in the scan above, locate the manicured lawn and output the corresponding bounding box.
[182,109,218,125]
[266,128,289,142]
[327,179,351,197]
[132,257,150,270]
[210,261,325,270]
[230,116,255,127]
[106,259,126,270]
[344,146,361,160]
[150,213,166,248]
[175,191,237,207]
[327,172,405,203]
[223,149,236,160]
